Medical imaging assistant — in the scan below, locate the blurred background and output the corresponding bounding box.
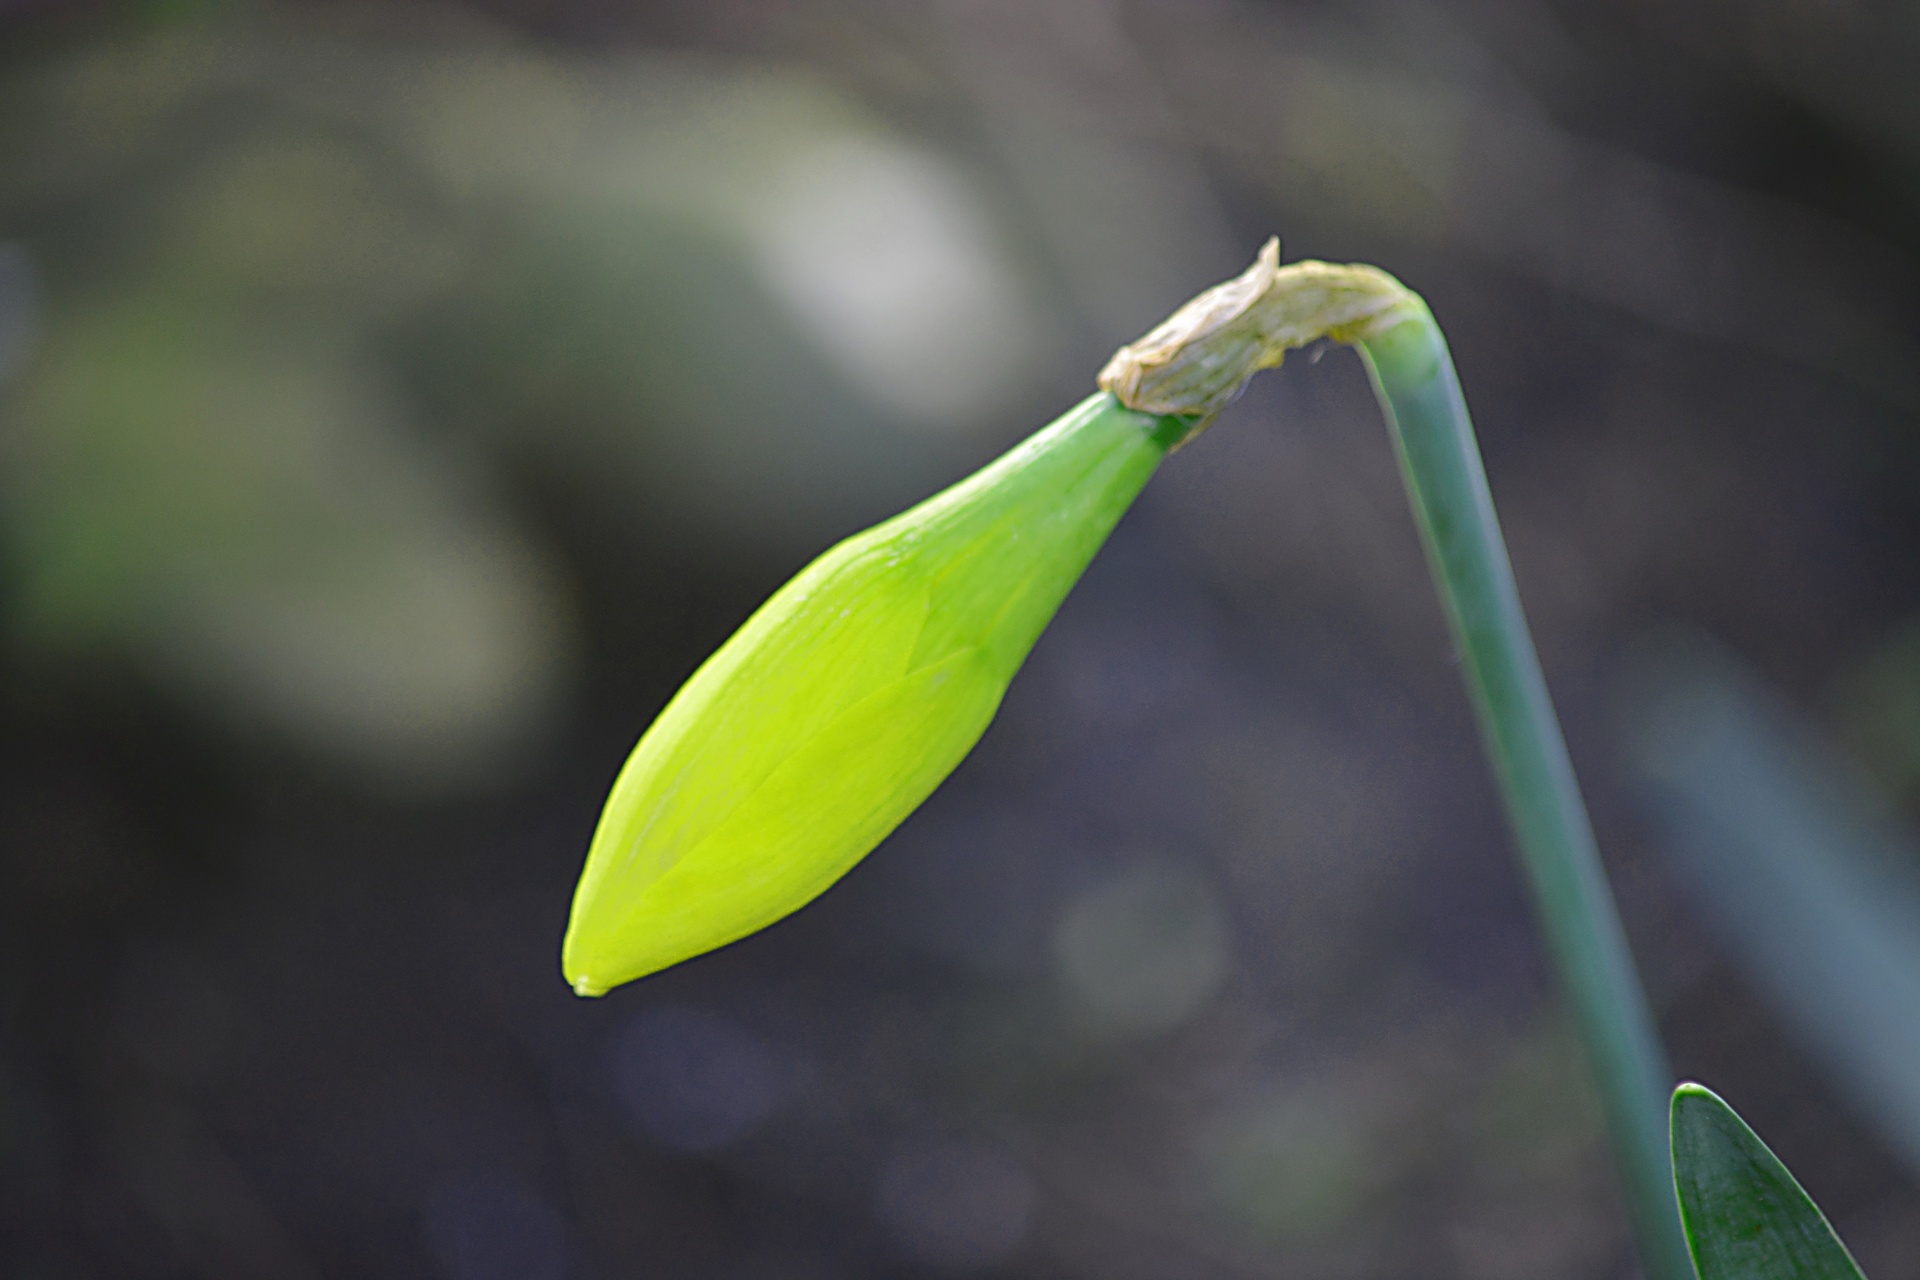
[2,0,1918,1277]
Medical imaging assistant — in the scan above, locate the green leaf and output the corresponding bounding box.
[1671,1083,1867,1280]
[561,392,1179,994]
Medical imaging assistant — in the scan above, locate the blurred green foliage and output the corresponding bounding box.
[1621,634,1920,1181]
[0,11,1052,792]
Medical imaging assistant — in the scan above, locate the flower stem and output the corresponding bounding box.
[1100,241,1688,1274]
[1356,304,1693,1280]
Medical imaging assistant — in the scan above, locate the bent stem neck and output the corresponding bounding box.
[1096,237,1417,437]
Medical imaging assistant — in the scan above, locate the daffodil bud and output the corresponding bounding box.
[562,240,1420,995]
[562,392,1184,994]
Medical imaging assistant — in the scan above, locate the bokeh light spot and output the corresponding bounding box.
[875,1139,1035,1271]
[1053,860,1232,1037]
[608,1004,783,1153]
[421,1170,569,1280]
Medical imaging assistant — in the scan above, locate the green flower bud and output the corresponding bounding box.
[562,392,1183,994]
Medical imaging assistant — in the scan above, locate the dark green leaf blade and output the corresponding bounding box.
[1671,1083,1867,1280]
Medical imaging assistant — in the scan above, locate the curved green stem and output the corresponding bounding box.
[1357,306,1693,1280]
[1101,242,1690,1277]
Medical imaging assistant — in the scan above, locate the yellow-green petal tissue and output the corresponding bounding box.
[562,392,1185,994]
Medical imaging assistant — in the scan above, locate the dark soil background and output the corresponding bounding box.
[2,2,1918,1278]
